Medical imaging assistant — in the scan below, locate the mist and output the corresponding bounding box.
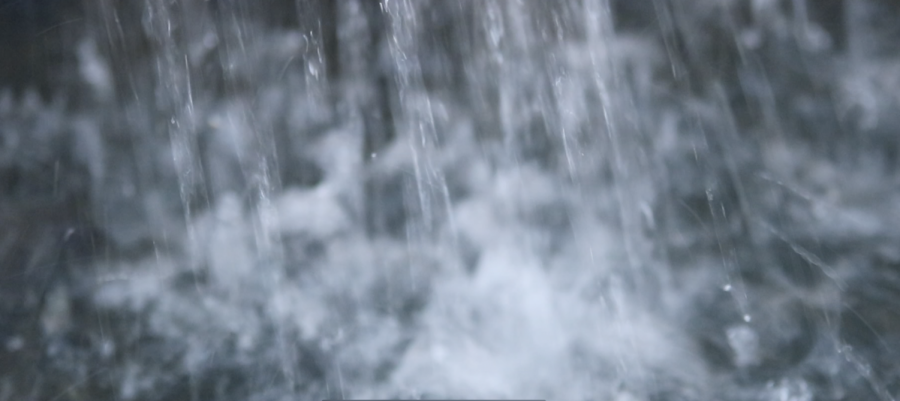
[1,1,899,400]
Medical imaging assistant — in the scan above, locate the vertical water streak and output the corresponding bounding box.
[384,0,452,247]
[144,0,209,286]
[584,0,657,306]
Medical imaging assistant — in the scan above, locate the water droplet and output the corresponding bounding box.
[723,284,732,292]
[727,324,759,367]
[5,336,23,352]
[743,314,752,322]
[767,378,813,401]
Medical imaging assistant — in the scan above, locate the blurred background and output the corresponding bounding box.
[2,0,900,400]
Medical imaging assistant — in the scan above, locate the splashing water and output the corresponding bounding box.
[2,0,900,400]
